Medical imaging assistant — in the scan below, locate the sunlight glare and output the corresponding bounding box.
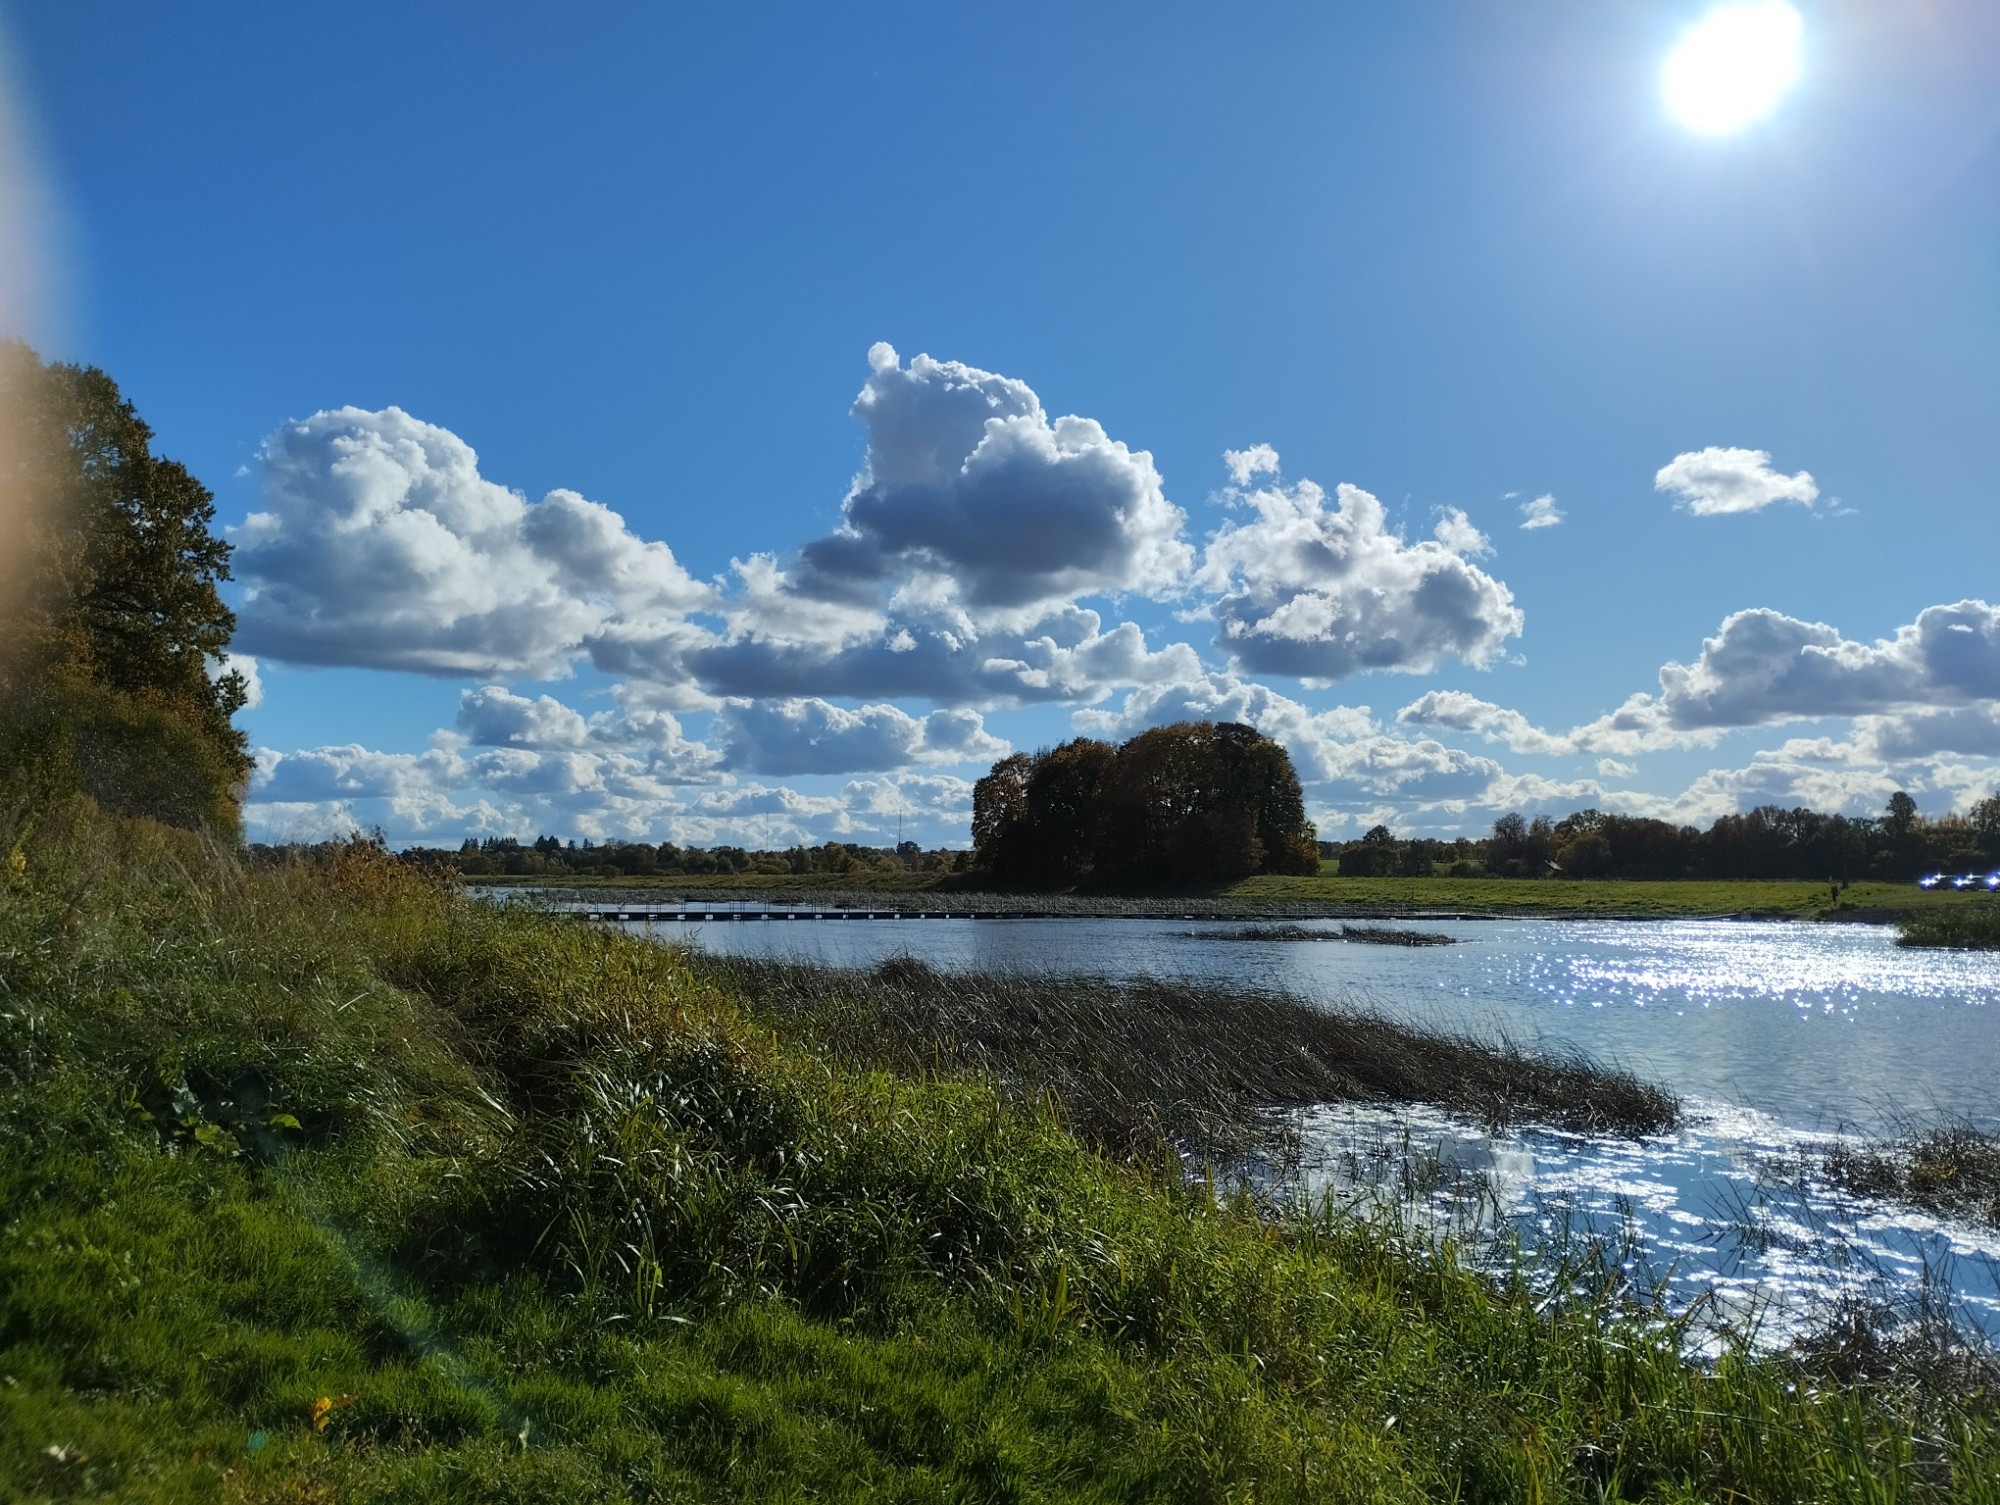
[1662,2,1803,135]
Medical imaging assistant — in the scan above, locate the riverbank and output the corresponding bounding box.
[6,802,1996,1501]
[497,870,1975,923]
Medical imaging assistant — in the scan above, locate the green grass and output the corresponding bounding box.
[501,868,1978,921]
[1234,873,1972,919]
[5,796,1998,1502]
[1896,903,2000,949]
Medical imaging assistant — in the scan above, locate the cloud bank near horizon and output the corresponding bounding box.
[223,347,1999,849]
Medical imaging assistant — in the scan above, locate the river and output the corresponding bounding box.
[600,908,2000,1346]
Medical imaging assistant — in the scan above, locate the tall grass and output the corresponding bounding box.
[4,796,1998,1501]
[1897,904,2000,950]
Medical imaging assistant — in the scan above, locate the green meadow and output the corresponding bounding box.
[5,800,1998,1503]
[492,866,1977,922]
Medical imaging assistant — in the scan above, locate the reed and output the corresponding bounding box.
[701,954,1676,1150]
[1824,1124,2000,1229]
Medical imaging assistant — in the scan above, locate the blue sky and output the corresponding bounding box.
[5,1,1997,848]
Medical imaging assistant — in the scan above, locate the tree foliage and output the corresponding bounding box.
[972,721,1319,887]
[0,342,249,834]
[1326,788,2000,884]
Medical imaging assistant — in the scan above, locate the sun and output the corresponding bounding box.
[1662,2,1803,135]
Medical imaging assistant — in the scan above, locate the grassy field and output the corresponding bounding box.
[494,867,1977,921]
[7,800,1998,1502]
[1233,873,1972,919]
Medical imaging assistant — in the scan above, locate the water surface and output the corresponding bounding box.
[604,909,2000,1341]
[623,913,1999,1133]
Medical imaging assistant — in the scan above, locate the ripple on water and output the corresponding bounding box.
[1289,1097,2000,1353]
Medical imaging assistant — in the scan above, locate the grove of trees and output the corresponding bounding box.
[388,835,974,880]
[1,343,250,834]
[971,721,1321,887]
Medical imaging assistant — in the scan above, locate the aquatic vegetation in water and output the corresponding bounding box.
[701,954,1677,1147]
[1199,922,1457,946]
[1823,1124,2000,1229]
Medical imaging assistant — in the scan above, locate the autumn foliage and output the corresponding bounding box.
[971,721,1320,887]
[0,343,249,834]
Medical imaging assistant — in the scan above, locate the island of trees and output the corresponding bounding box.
[970,723,1322,887]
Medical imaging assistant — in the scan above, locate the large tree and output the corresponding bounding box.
[972,722,1319,888]
[1,342,250,833]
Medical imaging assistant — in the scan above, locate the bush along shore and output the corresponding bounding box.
[1897,904,2000,950]
[6,803,2000,1502]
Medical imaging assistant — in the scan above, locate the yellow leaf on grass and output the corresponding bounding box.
[311,1394,358,1433]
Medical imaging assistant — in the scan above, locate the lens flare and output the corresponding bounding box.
[0,23,62,649]
[1663,2,1804,135]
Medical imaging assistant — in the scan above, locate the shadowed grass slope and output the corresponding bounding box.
[2,797,1997,1502]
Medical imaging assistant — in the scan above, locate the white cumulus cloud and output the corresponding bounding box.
[1223,443,1280,487]
[716,697,1009,775]
[1518,494,1563,530]
[453,684,725,780]
[1655,446,1818,516]
[1199,460,1524,683]
[1396,689,1576,756]
[1640,600,2000,729]
[232,406,718,689]
[795,344,1192,623]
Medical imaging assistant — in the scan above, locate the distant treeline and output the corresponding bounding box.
[266,789,2000,890]
[1332,794,2000,882]
[344,835,973,880]
[972,721,1320,887]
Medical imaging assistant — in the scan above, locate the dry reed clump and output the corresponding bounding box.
[1823,1125,2000,1230]
[1200,923,1457,945]
[699,955,1678,1154]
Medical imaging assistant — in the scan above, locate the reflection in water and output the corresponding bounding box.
[606,910,2000,1340]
